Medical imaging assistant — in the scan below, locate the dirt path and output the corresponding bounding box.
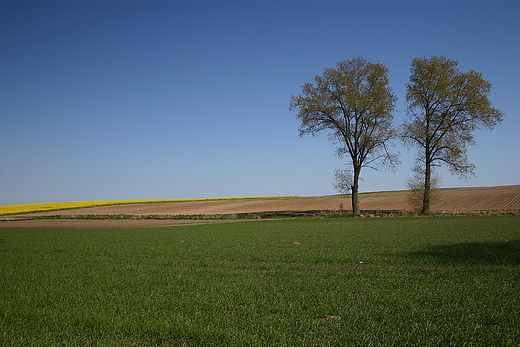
[2,185,519,228]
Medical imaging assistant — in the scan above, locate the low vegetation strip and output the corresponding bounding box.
[2,210,402,222]
[0,216,518,346]
[0,196,298,216]
[4,212,304,221]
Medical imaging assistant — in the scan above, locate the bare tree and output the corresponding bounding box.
[290,57,399,214]
[332,167,353,195]
[401,56,505,214]
[405,164,441,214]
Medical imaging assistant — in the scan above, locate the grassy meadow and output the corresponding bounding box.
[1,216,519,346]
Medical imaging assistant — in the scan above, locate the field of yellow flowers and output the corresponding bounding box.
[0,196,298,215]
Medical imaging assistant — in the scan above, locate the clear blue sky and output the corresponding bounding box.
[1,0,519,205]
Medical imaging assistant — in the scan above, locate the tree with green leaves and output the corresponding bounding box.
[401,56,505,214]
[290,57,398,214]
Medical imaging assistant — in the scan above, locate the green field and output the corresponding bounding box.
[1,216,519,346]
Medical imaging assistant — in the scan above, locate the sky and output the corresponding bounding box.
[1,0,519,205]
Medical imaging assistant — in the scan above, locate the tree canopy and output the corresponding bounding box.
[401,56,505,213]
[290,57,398,214]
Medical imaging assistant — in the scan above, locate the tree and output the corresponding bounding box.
[401,56,504,214]
[332,168,352,213]
[332,167,353,195]
[290,57,398,214]
[405,164,441,214]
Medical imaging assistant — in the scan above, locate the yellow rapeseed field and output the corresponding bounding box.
[0,196,298,215]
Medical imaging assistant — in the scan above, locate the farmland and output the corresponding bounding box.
[0,196,298,216]
[1,216,519,346]
[1,185,519,229]
[1,185,519,345]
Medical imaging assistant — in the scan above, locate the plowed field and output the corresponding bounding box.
[2,185,519,228]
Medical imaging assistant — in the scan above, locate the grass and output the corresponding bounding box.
[0,196,299,216]
[1,216,519,346]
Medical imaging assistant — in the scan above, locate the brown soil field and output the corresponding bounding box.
[1,185,519,228]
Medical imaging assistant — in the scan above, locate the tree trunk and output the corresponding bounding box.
[351,166,361,215]
[422,161,431,214]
